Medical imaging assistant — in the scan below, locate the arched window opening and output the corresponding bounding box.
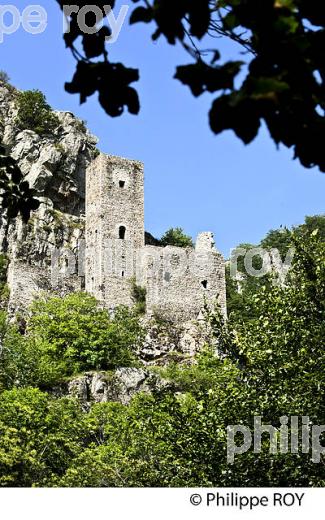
[119,180,125,188]
[119,226,126,240]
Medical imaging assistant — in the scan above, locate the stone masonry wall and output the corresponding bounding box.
[85,153,227,322]
[137,233,226,322]
[85,153,144,307]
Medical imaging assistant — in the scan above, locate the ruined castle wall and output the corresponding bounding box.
[1,80,228,328]
[85,154,226,320]
[4,198,86,314]
[7,261,51,315]
[137,233,226,322]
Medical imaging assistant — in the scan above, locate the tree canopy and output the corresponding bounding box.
[58,0,325,172]
[16,90,60,136]
[226,214,325,324]
[0,293,145,390]
[160,227,194,248]
[0,226,324,486]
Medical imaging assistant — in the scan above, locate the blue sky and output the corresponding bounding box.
[1,1,324,257]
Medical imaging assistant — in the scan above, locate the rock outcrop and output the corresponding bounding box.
[139,316,212,363]
[0,83,98,313]
[63,368,167,407]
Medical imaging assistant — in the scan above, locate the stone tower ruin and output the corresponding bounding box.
[86,154,144,307]
[86,153,227,322]
[0,80,226,323]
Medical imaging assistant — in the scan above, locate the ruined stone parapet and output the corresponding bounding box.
[195,231,217,251]
[138,237,226,323]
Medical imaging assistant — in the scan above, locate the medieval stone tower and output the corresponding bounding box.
[86,154,144,307]
[86,153,227,322]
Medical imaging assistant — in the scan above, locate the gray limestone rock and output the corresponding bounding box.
[66,368,166,406]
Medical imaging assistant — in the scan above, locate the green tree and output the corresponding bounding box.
[0,388,86,486]
[160,227,194,248]
[226,214,325,324]
[226,242,273,324]
[298,214,325,240]
[260,227,293,261]
[0,317,56,391]
[225,264,250,322]
[16,90,60,136]
[0,293,145,390]
[26,292,144,384]
[60,229,325,487]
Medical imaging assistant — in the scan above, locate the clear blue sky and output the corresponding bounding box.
[2,1,324,257]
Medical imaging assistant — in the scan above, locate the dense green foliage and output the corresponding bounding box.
[58,1,325,172]
[16,90,60,136]
[226,214,325,324]
[260,215,325,258]
[0,223,324,487]
[160,227,194,248]
[0,388,87,486]
[28,293,144,375]
[0,293,144,390]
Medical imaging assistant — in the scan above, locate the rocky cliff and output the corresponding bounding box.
[0,83,98,313]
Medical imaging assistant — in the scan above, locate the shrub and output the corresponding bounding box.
[160,227,194,248]
[0,320,40,391]
[16,90,60,136]
[0,254,9,304]
[0,388,86,486]
[26,292,144,385]
[0,71,10,84]
[131,279,146,314]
